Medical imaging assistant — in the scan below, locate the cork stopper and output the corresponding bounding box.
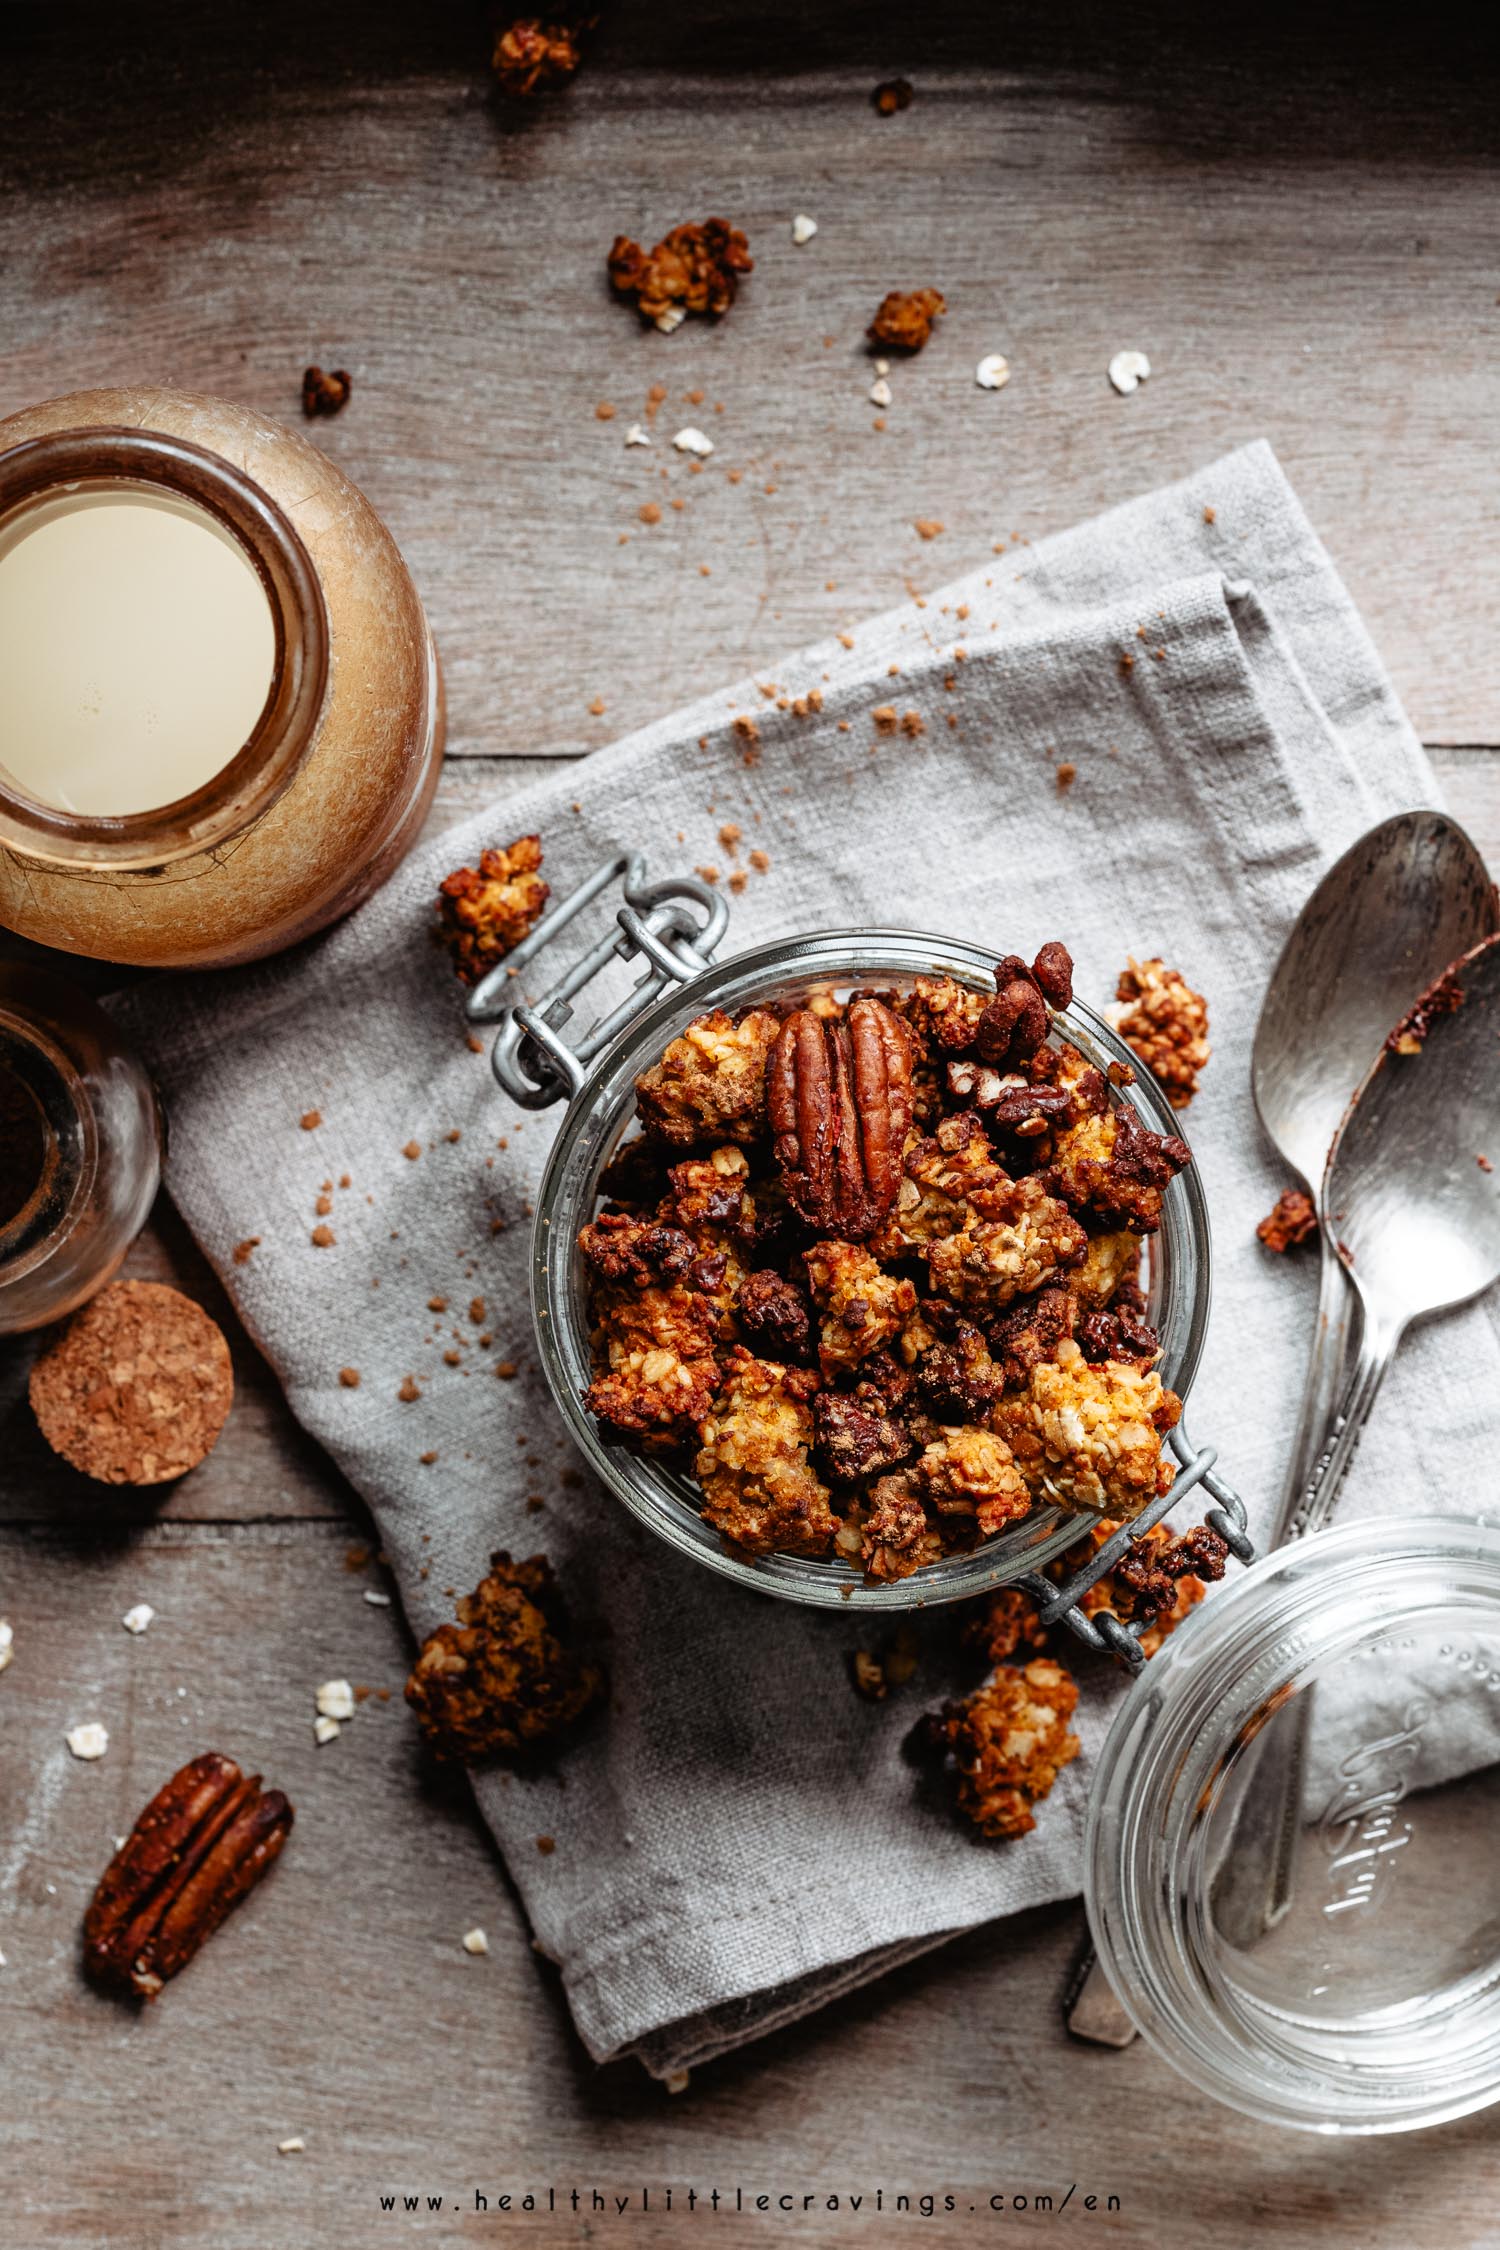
[29,1279,233,1484]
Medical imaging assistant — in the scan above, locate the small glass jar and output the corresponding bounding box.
[0,963,163,1333]
[531,926,1216,1614]
[1087,1514,1500,2133]
[0,387,443,968]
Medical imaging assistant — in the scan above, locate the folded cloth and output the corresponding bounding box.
[115,441,1500,2078]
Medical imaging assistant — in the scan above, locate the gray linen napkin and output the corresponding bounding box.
[115,441,1500,2078]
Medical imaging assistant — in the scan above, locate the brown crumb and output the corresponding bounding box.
[594,402,615,422]
[728,871,748,894]
[1055,762,1077,793]
[608,218,753,327]
[588,695,606,716]
[696,864,720,885]
[900,710,925,738]
[639,501,662,525]
[536,1834,556,1854]
[873,77,914,114]
[399,1376,422,1403]
[1203,504,1216,524]
[491,17,583,98]
[28,1280,233,1487]
[913,518,945,541]
[749,849,770,873]
[1257,1188,1318,1254]
[301,366,351,419]
[1479,1154,1493,1173]
[310,1224,336,1248]
[420,1449,438,1465]
[496,1361,519,1380]
[871,704,898,735]
[718,823,742,856]
[838,632,855,649]
[338,1367,361,1390]
[868,288,946,353]
[232,1237,260,1266]
[428,1295,448,1312]
[469,1297,486,1323]
[300,1109,322,1131]
[315,1193,333,1216]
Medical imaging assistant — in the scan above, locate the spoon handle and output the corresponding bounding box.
[1268,1229,1358,1547]
[1286,1304,1399,1542]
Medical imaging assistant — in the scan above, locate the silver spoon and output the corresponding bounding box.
[1303,928,1500,1530]
[1252,811,1499,1551]
[1208,927,1500,1964]
[1071,814,1497,2037]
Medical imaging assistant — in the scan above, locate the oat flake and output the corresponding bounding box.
[66,1722,109,1761]
[1108,349,1151,396]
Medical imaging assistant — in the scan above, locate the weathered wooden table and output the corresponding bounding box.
[4,6,1498,2243]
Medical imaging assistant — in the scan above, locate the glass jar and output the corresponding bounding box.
[1087,1514,1500,2133]
[530,926,1217,1614]
[0,963,163,1333]
[0,387,443,968]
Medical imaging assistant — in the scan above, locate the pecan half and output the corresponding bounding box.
[83,1752,293,2000]
[768,996,913,1238]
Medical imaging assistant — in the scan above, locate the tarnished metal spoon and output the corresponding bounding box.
[1303,929,1500,1529]
[1252,811,1498,1551]
[1072,813,1497,2039]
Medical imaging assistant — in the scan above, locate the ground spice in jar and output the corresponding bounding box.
[0,1063,50,1231]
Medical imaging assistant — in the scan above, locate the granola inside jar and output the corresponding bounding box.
[531,929,1214,1613]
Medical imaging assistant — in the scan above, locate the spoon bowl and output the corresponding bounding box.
[1327,931,1500,1344]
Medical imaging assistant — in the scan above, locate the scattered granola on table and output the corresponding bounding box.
[301,366,351,419]
[872,77,914,114]
[1256,1187,1318,1253]
[929,1658,1081,1839]
[405,1551,604,1760]
[84,1753,293,2000]
[581,942,1196,1583]
[608,219,753,330]
[1108,957,1210,1108]
[490,17,586,97]
[436,834,550,984]
[868,288,946,353]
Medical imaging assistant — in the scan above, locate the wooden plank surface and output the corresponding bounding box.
[4,4,1500,2244]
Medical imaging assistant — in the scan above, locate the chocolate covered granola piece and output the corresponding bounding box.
[405,1552,604,1761]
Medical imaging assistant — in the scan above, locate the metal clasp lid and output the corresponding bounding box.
[1017,1422,1255,1673]
[465,849,728,1110]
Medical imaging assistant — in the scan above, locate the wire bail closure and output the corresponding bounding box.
[465,849,728,1109]
[470,850,1256,1659]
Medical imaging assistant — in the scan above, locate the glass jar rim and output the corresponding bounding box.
[1086,1512,1500,2134]
[530,924,1214,1613]
[0,426,329,867]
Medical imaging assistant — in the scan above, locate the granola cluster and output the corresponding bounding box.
[929,1658,1081,1839]
[582,947,1194,1583]
[868,288,946,353]
[436,834,550,984]
[405,1551,604,1760]
[608,218,754,327]
[491,18,584,97]
[1109,957,1210,1109]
